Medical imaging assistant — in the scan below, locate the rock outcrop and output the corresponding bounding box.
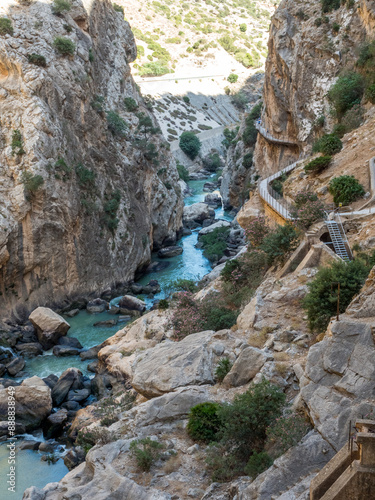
[29,307,70,349]
[0,0,183,321]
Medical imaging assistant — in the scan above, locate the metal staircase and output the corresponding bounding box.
[324,216,352,261]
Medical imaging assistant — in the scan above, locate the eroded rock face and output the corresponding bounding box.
[0,0,182,321]
[131,331,225,398]
[223,346,269,387]
[0,376,52,431]
[23,440,172,500]
[300,320,375,451]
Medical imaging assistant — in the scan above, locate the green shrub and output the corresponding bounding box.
[52,0,71,15]
[321,0,340,13]
[201,226,230,262]
[137,45,145,58]
[124,97,138,112]
[332,123,347,138]
[332,22,340,33]
[91,95,105,113]
[179,131,202,160]
[242,120,258,147]
[158,299,169,310]
[54,157,72,181]
[260,223,300,266]
[183,95,190,103]
[271,172,287,196]
[304,155,332,174]
[170,278,198,293]
[217,379,285,463]
[357,40,375,68]
[242,152,253,169]
[327,72,365,118]
[21,172,44,199]
[187,402,221,443]
[53,37,75,56]
[106,111,127,137]
[75,163,96,191]
[138,62,170,77]
[76,428,116,454]
[313,134,342,155]
[27,53,46,67]
[103,190,121,231]
[245,451,273,478]
[136,112,160,137]
[0,18,13,36]
[227,73,239,83]
[112,3,124,14]
[222,127,239,149]
[239,23,247,32]
[328,175,365,205]
[63,23,72,33]
[176,161,189,182]
[130,438,163,472]
[97,392,135,426]
[315,17,322,27]
[296,9,307,20]
[266,412,310,457]
[11,130,25,156]
[289,192,326,229]
[231,90,248,110]
[365,83,375,103]
[303,259,370,331]
[215,358,232,382]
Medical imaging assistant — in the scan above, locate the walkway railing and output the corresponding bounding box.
[255,123,298,147]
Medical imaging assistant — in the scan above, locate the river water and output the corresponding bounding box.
[0,176,233,499]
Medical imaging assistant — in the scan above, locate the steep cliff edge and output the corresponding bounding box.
[222,0,374,209]
[0,0,183,321]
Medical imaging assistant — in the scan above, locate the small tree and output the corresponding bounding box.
[52,0,71,14]
[328,175,365,205]
[290,192,326,229]
[303,259,370,331]
[106,111,127,137]
[53,37,75,56]
[239,23,247,32]
[260,223,300,265]
[327,72,365,118]
[179,131,202,160]
[304,155,332,174]
[187,402,221,443]
[0,18,13,36]
[130,438,163,471]
[313,134,342,155]
[227,73,238,83]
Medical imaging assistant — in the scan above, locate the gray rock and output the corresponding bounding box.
[86,298,109,314]
[237,432,334,500]
[42,374,59,389]
[183,202,211,227]
[65,309,80,318]
[0,364,6,377]
[93,319,118,327]
[19,440,41,450]
[44,409,68,439]
[6,356,25,376]
[223,347,268,387]
[52,368,85,406]
[29,307,70,349]
[157,246,183,258]
[198,220,231,236]
[118,295,146,312]
[132,331,217,398]
[204,193,222,207]
[15,342,43,357]
[0,421,26,437]
[87,360,99,373]
[0,346,15,364]
[52,346,81,357]
[58,336,83,349]
[64,446,86,470]
[67,388,90,403]
[130,283,144,294]
[79,343,104,360]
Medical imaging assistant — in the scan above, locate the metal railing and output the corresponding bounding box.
[255,123,298,147]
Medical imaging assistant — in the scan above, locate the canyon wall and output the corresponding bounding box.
[0,0,183,321]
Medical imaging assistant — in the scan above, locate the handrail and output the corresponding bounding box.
[255,123,298,147]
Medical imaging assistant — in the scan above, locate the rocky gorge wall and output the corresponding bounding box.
[0,0,183,321]
[222,0,375,208]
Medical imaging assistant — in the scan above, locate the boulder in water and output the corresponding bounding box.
[29,307,70,350]
[86,298,109,314]
[204,192,222,207]
[51,368,85,406]
[118,295,146,312]
[58,337,83,349]
[183,202,211,228]
[65,308,79,318]
[6,356,25,376]
[52,345,81,357]
[93,319,118,327]
[44,409,68,439]
[15,342,43,357]
[157,246,183,258]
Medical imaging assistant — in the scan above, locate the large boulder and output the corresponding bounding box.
[157,246,183,258]
[86,298,109,314]
[29,307,70,350]
[6,356,25,376]
[223,346,269,387]
[198,220,231,237]
[118,295,146,312]
[300,320,375,451]
[132,331,218,398]
[183,202,211,228]
[204,193,222,207]
[44,409,68,439]
[0,376,52,431]
[52,368,85,406]
[52,346,81,357]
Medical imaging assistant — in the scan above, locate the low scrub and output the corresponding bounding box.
[215,358,232,383]
[187,402,221,443]
[0,18,13,36]
[200,226,230,262]
[328,72,364,118]
[124,97,138,112]
[130,438,163,472]
[53,37,75,56]
[27,53,47,67]
[106,111,127,137]
[260,223,300,266]
[313,134,342,155]
[289,192,326,229]
[21,172,44,200]
[304,155,332,174]
[303,258,371,331]
[76,427,116,454]
[328,175,365,205]
[52,0,71,14]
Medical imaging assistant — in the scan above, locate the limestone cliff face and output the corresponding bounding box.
[223,0,374,207]
[0,0,183,321]
[255,0,371,176]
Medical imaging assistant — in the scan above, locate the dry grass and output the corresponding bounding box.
[273,351,290,362]
[248,326,272,348]
[274,361,290,377]
[163,453,182,474]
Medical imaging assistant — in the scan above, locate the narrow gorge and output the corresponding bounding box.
[1,0,375,499]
